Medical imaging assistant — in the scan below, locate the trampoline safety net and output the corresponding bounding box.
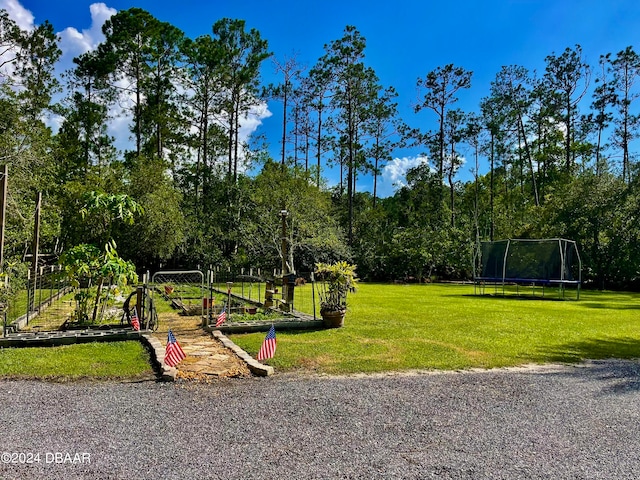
[477,239,581,285]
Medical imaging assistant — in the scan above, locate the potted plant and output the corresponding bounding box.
[315,261,357,328]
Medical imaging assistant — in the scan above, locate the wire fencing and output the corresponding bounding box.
[151,270,205,316]
[202,268,319,326]
[2,264,325,335]
[3,265,72,334]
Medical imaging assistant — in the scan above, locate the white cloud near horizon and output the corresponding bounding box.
[239,101,272,141]
[381,155,430,191]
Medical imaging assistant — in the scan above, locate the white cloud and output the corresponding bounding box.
[232,101,274,173]
[382,155,430,189]
[0,1,116,134]
[1,1,114,71]
[0,0,35,80]
[1,1,273,162]
[109,95,273,163]
[57,3,116,70]
[0,0,34,31]
[239,101,272,141]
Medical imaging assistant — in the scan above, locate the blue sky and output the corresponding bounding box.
[6,0,640,197]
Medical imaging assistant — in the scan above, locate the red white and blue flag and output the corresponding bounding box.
[215,308,227,327]
[165,329,186,367]
[131,306,140,331]
[257,325,276,362]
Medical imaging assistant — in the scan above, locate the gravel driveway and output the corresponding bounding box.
[2,360,640,479]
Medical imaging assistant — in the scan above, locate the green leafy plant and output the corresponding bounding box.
[60,241,137,324]
[315,261,357,313]
[80,191,145,226]
[59,190,143,325]
[70,290,90,324]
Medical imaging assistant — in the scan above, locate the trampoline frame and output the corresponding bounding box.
[473,238,582,299]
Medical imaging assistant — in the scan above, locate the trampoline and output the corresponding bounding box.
[474,238,582,299]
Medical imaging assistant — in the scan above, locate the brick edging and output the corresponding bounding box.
[211,330,274,376]
[139,333,177,381]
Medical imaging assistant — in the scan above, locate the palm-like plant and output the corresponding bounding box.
[315,261,357,313]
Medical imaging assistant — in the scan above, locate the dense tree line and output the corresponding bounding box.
[1,8,640,289]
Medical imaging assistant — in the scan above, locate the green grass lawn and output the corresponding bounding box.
[7,289,72,322]
[230,283,640,375]
[0,341,154,380]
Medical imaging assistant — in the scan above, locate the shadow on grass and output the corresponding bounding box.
[230,325,329,337]
[535,337,640,394]
[457,294,572,302]
[535,336,640,363]
[274,326,333,336]
[579,302,640,310]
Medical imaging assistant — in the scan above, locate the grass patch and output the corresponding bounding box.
[230,283,640,375]
[7,289,74,323]
[0,341,154,380]
[153,292,178,314]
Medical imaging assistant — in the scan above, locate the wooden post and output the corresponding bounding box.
[226,282,233,317]
[136,286,144,329]
[264,280,274,308]
[28,192,41,312]
[284,274,294,312]
[0,165,7,271]
[0,165,7,330]
[280,209,288,304]
[311,272,317,321]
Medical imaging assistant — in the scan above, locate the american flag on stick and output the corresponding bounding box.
[131,306,140,331]
[215,308,227,327]
[165,329,186,367]
[257,325,276,362]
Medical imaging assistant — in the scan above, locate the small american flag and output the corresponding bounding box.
[215,308,227,327]
[257,325,276,361]
[131,306,140,331]
[165,329,186,367]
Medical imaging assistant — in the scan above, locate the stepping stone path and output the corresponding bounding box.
[154,312,252,381]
